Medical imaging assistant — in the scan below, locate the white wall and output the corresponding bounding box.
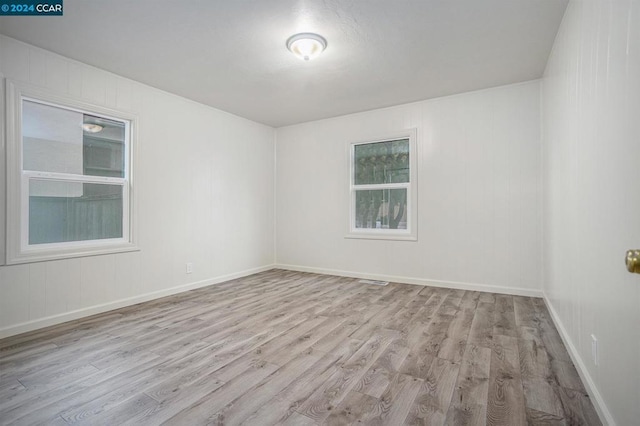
[276,81,542,296]
[542,1,640,425]
[0,35,276,337]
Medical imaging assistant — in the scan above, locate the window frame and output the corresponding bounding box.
[346,129,418,241]
[5,80,139,264]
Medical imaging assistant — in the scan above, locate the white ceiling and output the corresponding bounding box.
[0,0,568,127]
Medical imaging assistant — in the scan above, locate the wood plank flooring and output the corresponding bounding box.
[0,269,601,425]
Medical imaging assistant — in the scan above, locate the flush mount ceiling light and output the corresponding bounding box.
[82,123,103,133]
[286,33,327,61]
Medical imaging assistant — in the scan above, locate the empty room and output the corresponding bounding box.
[0,1,638,425]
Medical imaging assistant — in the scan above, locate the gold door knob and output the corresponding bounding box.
[625,250,640,274]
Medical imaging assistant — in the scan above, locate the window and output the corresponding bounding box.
[5,81,137,264]
[347,130,418,240]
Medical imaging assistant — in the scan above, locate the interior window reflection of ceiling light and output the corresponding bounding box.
[286,33,327,61]
[82,123,103,133]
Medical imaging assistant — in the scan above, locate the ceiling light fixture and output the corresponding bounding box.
[82,123,103,133]
[286,33,327,61]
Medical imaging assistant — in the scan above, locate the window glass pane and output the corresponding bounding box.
[22,101,126,178]
[355,188,407,230]
[29,180,123,245]
[23,100,84,174]
[354,139,410,185]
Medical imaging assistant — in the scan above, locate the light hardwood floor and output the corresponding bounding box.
[0,269,601,425]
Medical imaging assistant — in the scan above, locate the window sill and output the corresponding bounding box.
[345,232,417,242]
[6,242,140,265]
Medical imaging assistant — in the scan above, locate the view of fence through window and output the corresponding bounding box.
[353,138,410,230]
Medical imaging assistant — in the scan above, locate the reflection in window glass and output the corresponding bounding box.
[82,114,125,178]
[22,101,126,178]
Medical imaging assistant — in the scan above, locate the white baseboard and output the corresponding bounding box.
[275,263,542,298]
[0,264,276,339]
[542,294,615,426]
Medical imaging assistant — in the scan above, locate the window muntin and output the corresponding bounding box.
[348,131,417,240]
[6,81,137,264]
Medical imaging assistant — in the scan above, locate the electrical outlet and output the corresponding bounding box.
[186,262,193,274]
[591,334,598,366]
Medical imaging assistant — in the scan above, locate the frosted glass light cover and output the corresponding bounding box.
[286,33,327,61]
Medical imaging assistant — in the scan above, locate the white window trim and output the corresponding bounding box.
[346,129,418,241]
[5,79,139,264]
